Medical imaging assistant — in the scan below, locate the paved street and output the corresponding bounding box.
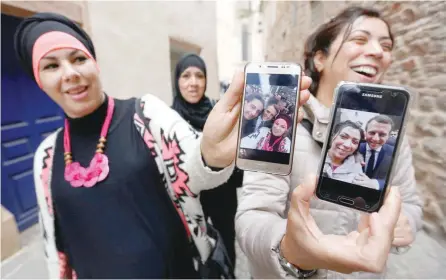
[0,224,252,279]
[1,225,47,279]
[2,218,446,279]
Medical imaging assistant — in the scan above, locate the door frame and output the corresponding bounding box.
[0,1,87,233]
[1,1,90,32]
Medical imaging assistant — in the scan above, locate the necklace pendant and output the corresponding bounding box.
[64,154,110,188]
[63,96,114,188]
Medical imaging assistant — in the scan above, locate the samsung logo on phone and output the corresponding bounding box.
[362,93,383,98]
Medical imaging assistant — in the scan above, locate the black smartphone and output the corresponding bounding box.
[316,82,411,213]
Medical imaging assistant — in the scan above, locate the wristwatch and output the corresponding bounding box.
[273,242,317,279]
[391,244,412,255]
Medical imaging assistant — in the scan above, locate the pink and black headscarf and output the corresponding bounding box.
[13,12,97,87]
[274,114,292,130]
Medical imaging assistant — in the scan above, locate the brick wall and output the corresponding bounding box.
[263,0,446,242]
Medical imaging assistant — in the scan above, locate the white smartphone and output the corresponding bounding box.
[235,62,302,175]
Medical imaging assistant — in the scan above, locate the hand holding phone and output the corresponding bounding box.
[235,62,303,175]
[392,213,414,247]
[203,67,311,170]
[316,82,411,212]
[201,69,246,168]
[281,174,401,274]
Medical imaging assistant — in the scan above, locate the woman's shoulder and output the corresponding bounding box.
[33,129,60,171]
[139,93,167,107]
[36,129,60,153]
[250,127,269,139]
[259,127,270,134]
[137,93,184,122]
[344,155,363,171]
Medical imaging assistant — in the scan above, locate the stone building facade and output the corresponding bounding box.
[262,1,446,242]
[217,0,266,86]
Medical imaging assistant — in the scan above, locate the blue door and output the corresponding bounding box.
[1,13,64,231]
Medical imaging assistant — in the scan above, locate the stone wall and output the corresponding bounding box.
[263,0,446,242]
[86,1,219,104]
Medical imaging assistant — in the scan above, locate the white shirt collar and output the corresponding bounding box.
[366,143,382,153]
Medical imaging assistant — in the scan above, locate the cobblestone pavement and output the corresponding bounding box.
[235,221,446,279]
[2,212,446,279]
[1,225,47,279]
[233,189,446,279]
[233,223,446,279]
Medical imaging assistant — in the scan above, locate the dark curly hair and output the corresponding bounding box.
[304,6,394,96]
[330,120,365,154]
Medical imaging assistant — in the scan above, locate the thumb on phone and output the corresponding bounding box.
[379,187,402,231]
[220,69,244,110]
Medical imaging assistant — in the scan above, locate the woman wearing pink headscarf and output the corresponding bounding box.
[240,114,292,153]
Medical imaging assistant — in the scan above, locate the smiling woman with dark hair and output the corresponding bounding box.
[322,121,378,189]
[236,6,422,279]
[241,114,292,153]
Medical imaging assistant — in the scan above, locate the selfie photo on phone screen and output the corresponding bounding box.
[317,83,410,212]
[239,74,297,162]
[236,63,301,175]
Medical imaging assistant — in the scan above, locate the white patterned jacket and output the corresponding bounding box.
[33,94,234,279]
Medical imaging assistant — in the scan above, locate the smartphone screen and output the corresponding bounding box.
[236,64,300,175]
[316,83,410,212]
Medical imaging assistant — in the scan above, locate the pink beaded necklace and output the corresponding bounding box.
[63,96,114,188]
